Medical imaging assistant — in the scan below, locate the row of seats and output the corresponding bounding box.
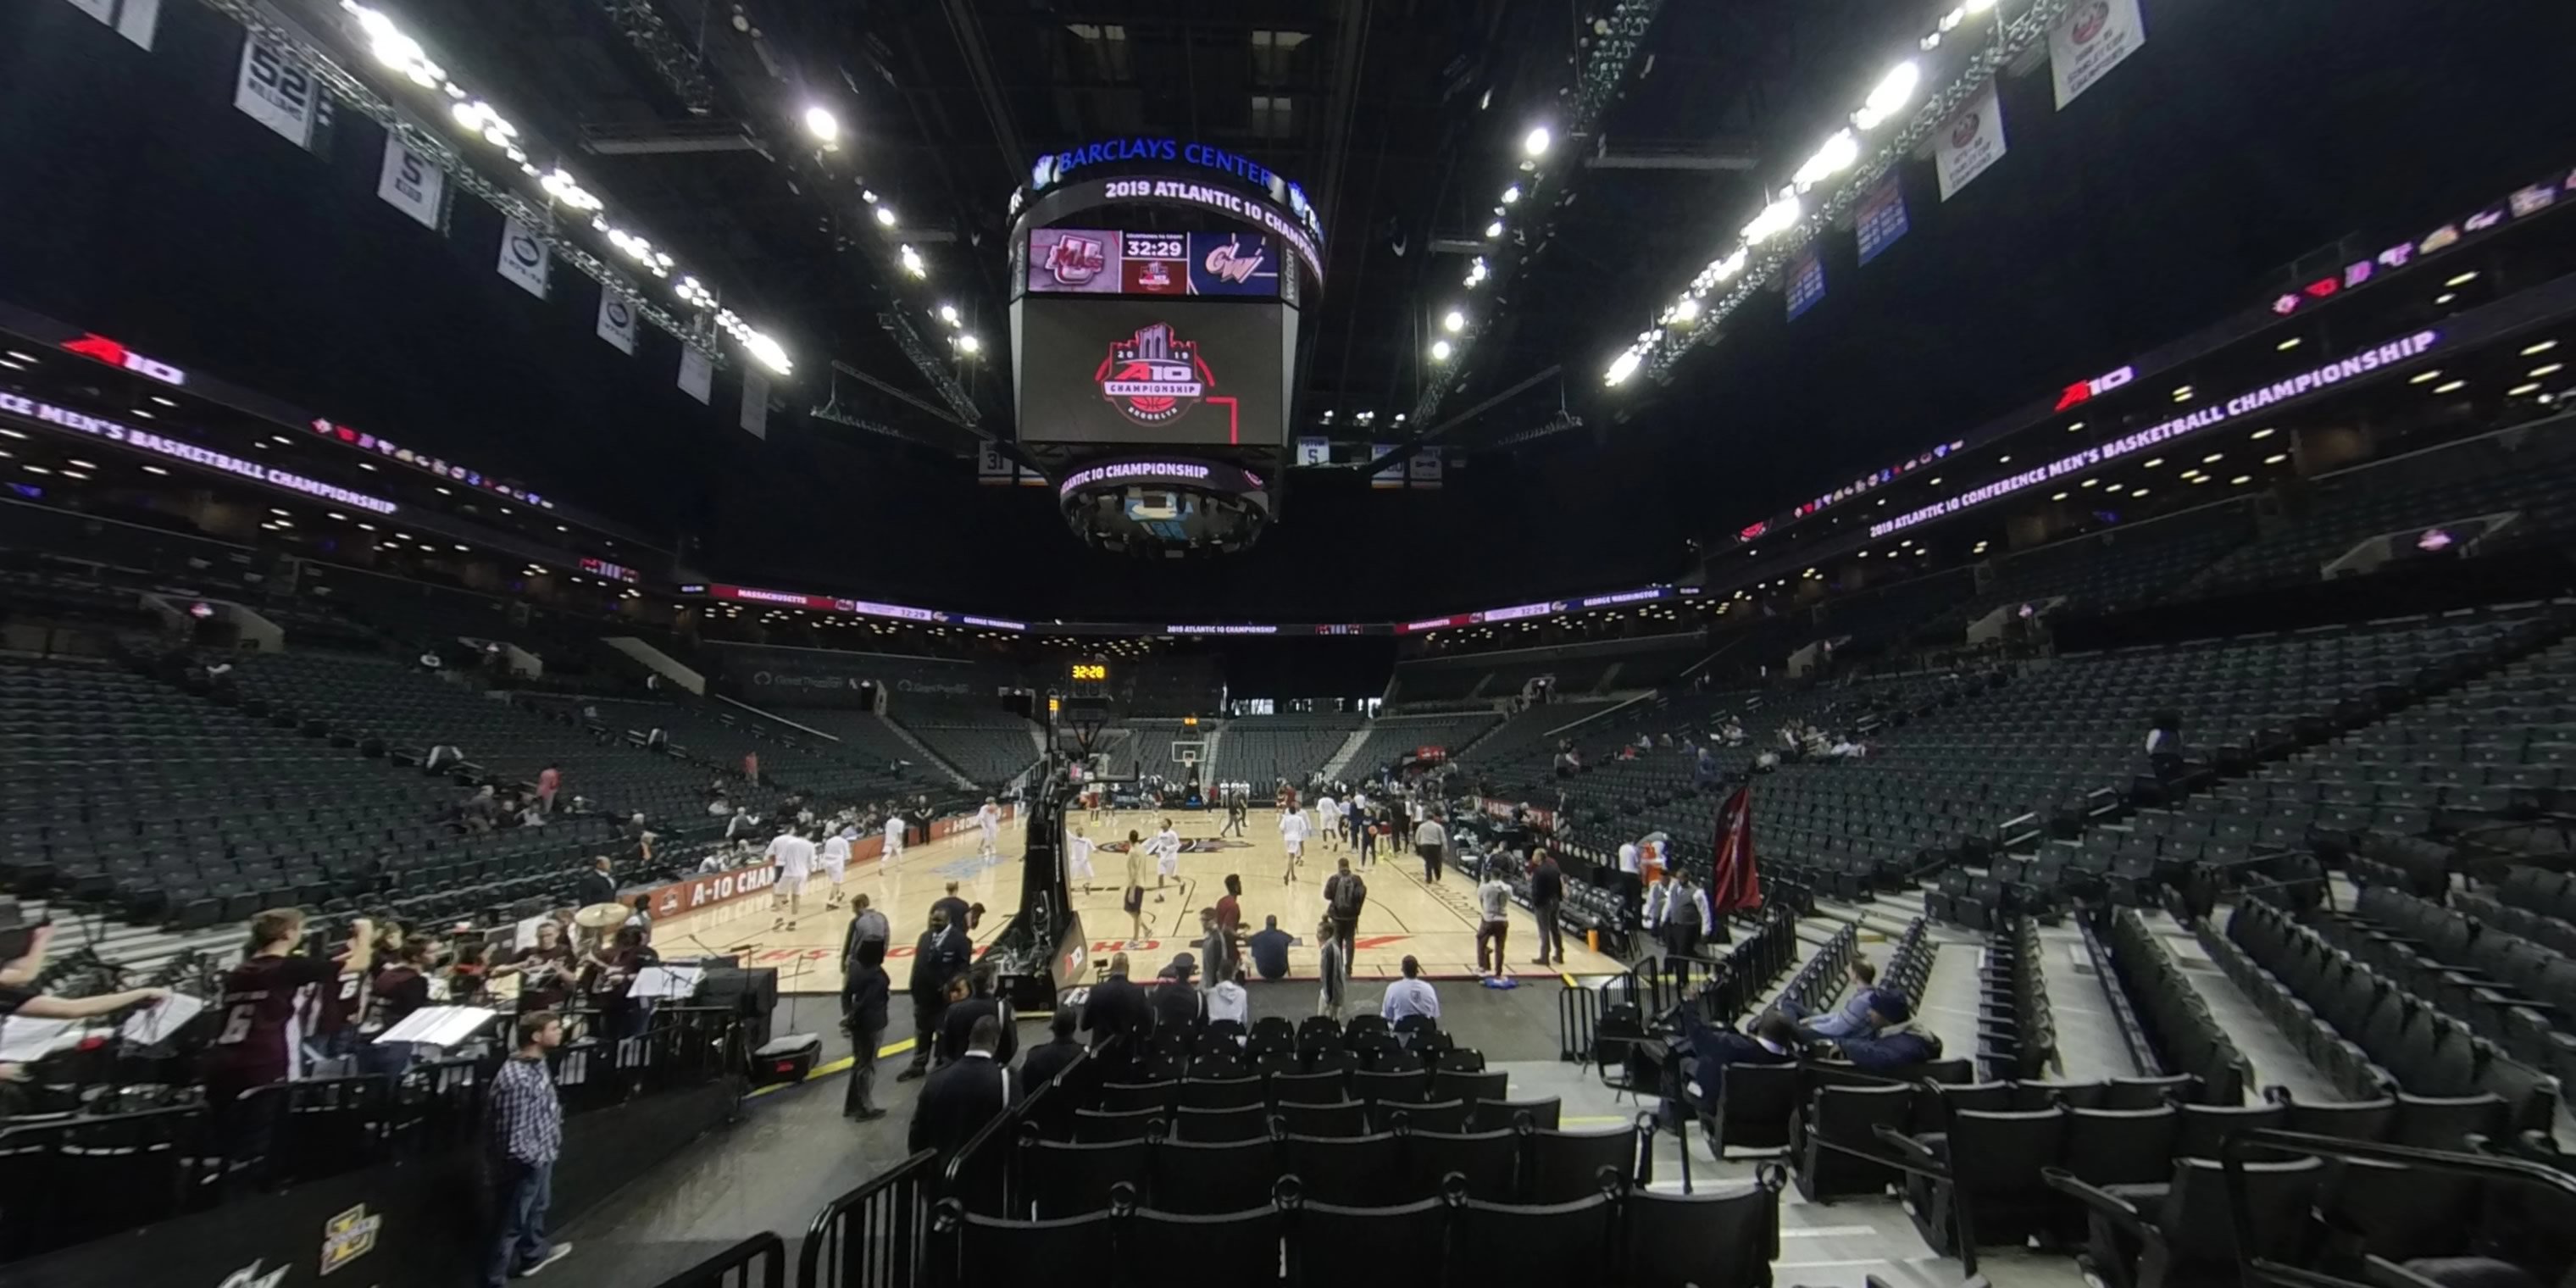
[2202,897,2547,1134]
[1980,917,2056,1081]
[2330,883,2576,1104]
[2099,908,2251,1103]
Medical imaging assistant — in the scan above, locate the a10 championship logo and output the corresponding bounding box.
[1096,322,1213,425]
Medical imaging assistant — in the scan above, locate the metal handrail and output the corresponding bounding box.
[797,1149,940,1288]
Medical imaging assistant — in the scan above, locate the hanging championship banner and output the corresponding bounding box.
[677,347,713,405]
[375,136,447,231]
[976,441,1016,486]
[495,219,551,299]
[1370,444,1404,490]
[1855,173,1909,265]
[1295,436,1330,467]
[61,0,159,49]
[234,33,323,150]
[2051,0,2147,109]
[1935,79,2008,201]
[1407,451,1444,490]
[740,371,769,439]
[1785,249,1826,320]
[596,289,638,354]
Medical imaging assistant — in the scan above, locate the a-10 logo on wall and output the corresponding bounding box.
[1096,323,1212,425]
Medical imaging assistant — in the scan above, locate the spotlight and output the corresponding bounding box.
[802,106,841,146]
[1523,125,1552,158]
[1431,340,1453,361]
[955,334,982,355]
[1441,309,1466,334]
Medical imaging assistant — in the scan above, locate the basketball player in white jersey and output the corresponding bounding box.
[883,811,906,863]
[1278,804,1311,885]
[977,797,1003,863]
[768,825,816,931]
[1066,825,1096,893]
[820,826,852,908]
[1313,794,1341,852]
[1153,818,1180,901]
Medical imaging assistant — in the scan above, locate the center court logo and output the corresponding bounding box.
[1096,323,1211,425]
[1098,836,1249,853]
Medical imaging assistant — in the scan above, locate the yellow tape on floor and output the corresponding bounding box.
[747,1036,915,1098]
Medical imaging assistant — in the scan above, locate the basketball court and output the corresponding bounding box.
[653,806,1625,997]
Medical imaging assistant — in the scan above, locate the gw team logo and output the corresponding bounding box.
[1095,323,1212,425]
[1950,111,1982,149]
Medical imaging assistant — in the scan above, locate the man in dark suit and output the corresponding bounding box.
[1080,952,1152,1058]
[1017,1007,1085,1097]
[909,1016,1009,1158]
[841,938,891,1120]
[898,909,970,1081]
[570,857,615,910]
[937,964,1018,1066]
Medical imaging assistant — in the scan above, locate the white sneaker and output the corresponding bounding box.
[516,1242,575,1278]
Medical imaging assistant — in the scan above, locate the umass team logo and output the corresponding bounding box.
[1096,322,1211,425]
[1099,836,1250,853]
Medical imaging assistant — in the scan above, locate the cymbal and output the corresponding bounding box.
[572,902,630,930]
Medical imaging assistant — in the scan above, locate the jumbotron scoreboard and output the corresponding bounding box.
[1007,138,1323,557]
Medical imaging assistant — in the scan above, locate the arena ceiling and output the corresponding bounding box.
[4,1,2576,620]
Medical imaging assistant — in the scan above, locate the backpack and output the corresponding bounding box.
[1329,874,1368,919]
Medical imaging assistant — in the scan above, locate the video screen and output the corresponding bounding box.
[1026,229,1283,297]
[1014,297,1293,448]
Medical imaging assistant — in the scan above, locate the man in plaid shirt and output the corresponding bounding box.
[485,1011,571,1285]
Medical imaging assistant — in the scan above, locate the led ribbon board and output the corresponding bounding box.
[0,391,398,514]
[1868,330,2442,539]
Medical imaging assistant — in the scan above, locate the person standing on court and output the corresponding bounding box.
[1324,858,1368,965]
[898,908,969,1082]
[483,1011,571,1286]
[1122,830,1150,946]
[1316,919,1350,1023]
[1474,868,1513,979]
[1528,849,1568,968]
[931,882,972,937]
[841,938,890,1121]
[1413,811,1448,885]
[842,892,890,969]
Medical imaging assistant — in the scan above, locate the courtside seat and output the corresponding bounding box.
[1152,1139,1277,1214]
[1525,1126,1644,1204]
[1280,1132,1402,1207]
[1791,1081,1913,1202]
[1451,1193,1616,1283]
[2046,1157,2323,1288]
[1024,1139,1150,1219]
[1292,1197,1449,1283]
[1621,1181,1782,1288]
[1272,1101,1366,1138]
[1893,1106,2068,1252]
[1403,1129,1518,1201]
